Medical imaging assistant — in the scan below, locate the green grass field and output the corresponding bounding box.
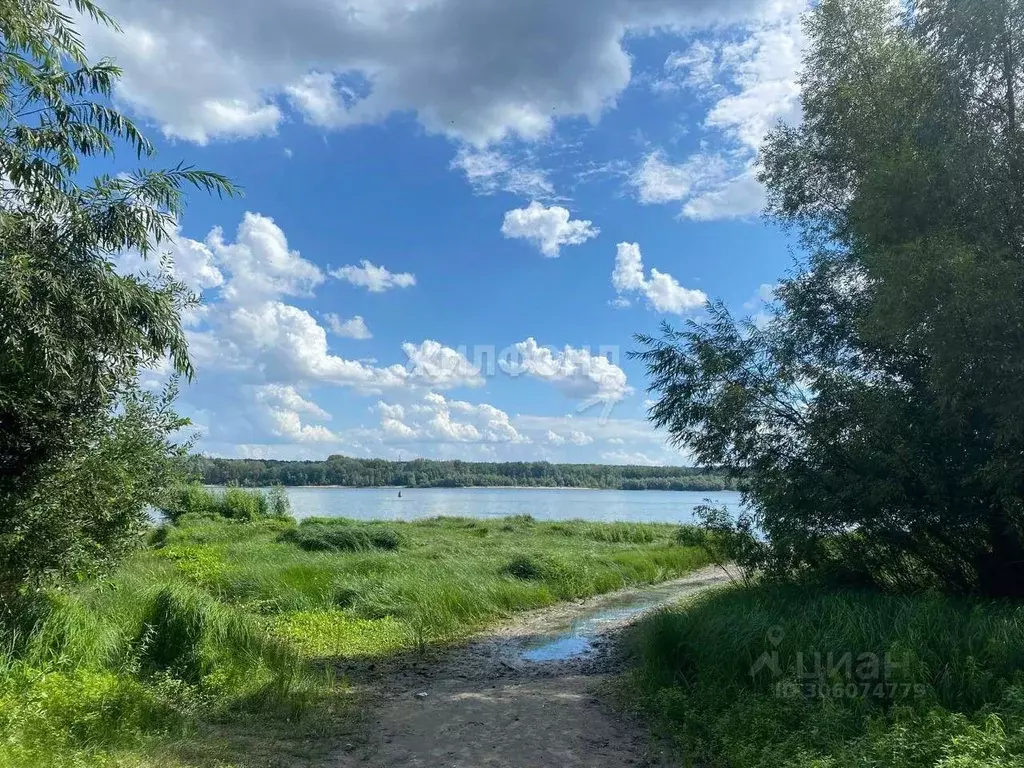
[0,498,711,768]
[621,583,1024,767]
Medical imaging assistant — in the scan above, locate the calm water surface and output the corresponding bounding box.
[517,576,725,662]
[268,486,742,524]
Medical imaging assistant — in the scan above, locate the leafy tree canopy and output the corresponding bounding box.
[0,0,235,590]
[636,0,1024,596]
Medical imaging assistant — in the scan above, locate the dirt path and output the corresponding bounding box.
[331,566,733,768]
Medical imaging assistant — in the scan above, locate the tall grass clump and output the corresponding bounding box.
[581,522,659,544]
[623,584,1024,767]
[279,519,403,553]
[0,570,318,768]
[136,583,305,694]
[501,553,569,582]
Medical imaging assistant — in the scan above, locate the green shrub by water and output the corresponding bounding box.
[623,584,1024,767]
[0,514,710,767]
[157,483,290,523]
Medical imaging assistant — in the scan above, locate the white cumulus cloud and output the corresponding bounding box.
[601,450,666,466]
[514,414,692,464]
[501,201,600,257]
[501,338,631,404]
[544,430,567,446]
[253,384,337,443]
[331,260,416,293]
[612,242,707,315]
[631,151,730,205]
[210,213,325,304]
[117,212,479,399]
[117,228,224,296]
[375,394,527,444]
[402,341,485,390]
[631,2,807,219]
[325,314,373,340]
[79,0,782,147]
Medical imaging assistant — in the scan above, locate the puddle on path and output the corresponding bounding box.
[517,578,717,663]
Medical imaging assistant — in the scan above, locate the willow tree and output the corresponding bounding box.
[0,0,235,590]
[636,0,1024,596]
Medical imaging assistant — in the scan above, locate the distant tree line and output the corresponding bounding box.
[189,455,737,491]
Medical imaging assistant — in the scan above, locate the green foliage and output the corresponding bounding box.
[634,0,1024,596]
[268,484,291,518]
[672,525,705,548]
[156,484,290,524]
[504,513,535,526]
[0,660,178,767]
[501,553,566,581]
[623,584,1024,767]
[0,381,191,591]
[0,573,313,767]
[220,486,269,521]
[0,0,235,592]
[582,522,658,544]
[0,514,711,766]
[278,520,403,553]
[138,587,210,683]
[152,514,705,638]
[187,454,736,491]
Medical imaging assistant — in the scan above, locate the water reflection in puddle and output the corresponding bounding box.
[518,580,714,663]
[521,635,592,662]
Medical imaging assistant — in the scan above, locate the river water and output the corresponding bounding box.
[268,486,743,524]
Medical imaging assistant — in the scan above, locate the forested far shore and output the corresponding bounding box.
[188,455,737,491]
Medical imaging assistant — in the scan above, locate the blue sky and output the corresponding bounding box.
[96,0,808,464]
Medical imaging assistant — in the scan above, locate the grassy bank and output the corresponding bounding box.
[0,487,711,767]
[622,584,1024,767]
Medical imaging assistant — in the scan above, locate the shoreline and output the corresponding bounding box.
[206,484,735,492]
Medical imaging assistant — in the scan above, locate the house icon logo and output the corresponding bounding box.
[749,625,785,678]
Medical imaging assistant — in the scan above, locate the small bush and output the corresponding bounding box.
[268,485,291,518]
[157,484,290,524]
[157,483,218,523]
[279,522,402,553]
[221,486,268,521]
[366,526,402,551]
[499,514,536,531]
[501,553,566,582]
[148,525,170,548]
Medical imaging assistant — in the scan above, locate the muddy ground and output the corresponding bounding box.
[329,565,733,768]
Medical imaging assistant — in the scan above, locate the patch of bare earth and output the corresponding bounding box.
[330,566,732,768]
